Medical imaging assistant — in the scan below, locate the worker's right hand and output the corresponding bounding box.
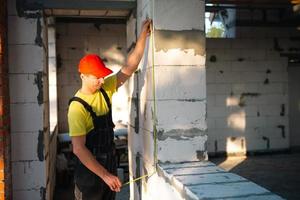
[102,172,122,192]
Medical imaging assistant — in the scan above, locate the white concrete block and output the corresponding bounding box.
[243,49,266,61]
[265,60,288,71]
[67,48,85,60]
[8,16,37,44]
[215,95,228,106]
[260,127,285,139]
[228,106,259,117]
[9,74,39,103]
[158,135,207,163]
[13,189,41,200]
[11,132,39,161]
[215,72,241,83]
[154,0,204,31]
[215,117,228,129]
[207,49,232,61]
[270,138,289,149]
[240,95,267,106]
[206,39,232,49]
[206,118,215,129]
[265,94,287,105]
[231,61,257,72]
[266,50,281,60]
[190,181,278,199]
[265,116,288,127]
[87,36,115,52]
[12,161,46,190]
[10,103,43,132]
[66,23,92,36]
[258,83,283,94]
[7,0,17,16]
[8,45,43,73]
[149,66,206,100]
[258,105,282,116]
[206,95,215,107]
[232,83,259,94]
[156,101,207,132]
[252,10,264,21]
[56,46,69,60]
[231,39,259,49]
[239,72,265,83]
[57,35,87,49]
[235,27,264,39]
[245,117,267,128]
[246,137,272,151]
[213,61,232,72]
[206,84,216,95]
[236,9,252,20]
[58,60,78,73]
[206,71,216,83]
[154,49,206,66]
[126,14,137,49]
[207,106,228,118]
[269,72,288,82]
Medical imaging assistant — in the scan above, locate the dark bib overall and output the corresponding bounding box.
[69,88,116,200]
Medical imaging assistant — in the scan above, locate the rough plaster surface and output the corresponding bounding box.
[147,66,206,100]
[154,30,205,56]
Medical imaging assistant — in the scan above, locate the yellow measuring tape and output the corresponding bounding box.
[122,22,158,187]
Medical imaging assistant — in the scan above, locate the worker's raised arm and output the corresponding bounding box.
[116,19,152,88]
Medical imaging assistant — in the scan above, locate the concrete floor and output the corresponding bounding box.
[210,152,300,200]
[54,152,300,200]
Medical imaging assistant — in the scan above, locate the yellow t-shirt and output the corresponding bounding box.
[68,75,117,137]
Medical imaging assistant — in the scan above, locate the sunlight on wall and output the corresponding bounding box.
[101,43,127,126]
[226,96,239,106]
[226,136,246,155]
[227,110,246,132]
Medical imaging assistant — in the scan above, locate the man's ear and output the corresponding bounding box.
[80,73,85,80]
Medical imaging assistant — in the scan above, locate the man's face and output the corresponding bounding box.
[82,74,105,92]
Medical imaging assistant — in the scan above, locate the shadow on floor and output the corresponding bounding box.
[210,152,300,200]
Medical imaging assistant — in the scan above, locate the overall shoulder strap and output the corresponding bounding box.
[69,97,97,119]
[100,88,111,110]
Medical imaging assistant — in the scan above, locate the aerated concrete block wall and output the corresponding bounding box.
[56,22,127,133]
[128,0,207,199]
[7,0,50,199]
[206,8,300,155]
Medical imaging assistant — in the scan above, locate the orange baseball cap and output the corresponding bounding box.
[78,54,113,78]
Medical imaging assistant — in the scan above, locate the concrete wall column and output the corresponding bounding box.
[129,0,207,199]
[7,0,48,199]
[151,0,207,163]
[0,0,12,199]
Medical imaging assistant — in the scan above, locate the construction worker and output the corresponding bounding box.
[68,19,152,200]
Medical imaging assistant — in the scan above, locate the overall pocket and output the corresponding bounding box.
[74,162,96,189]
